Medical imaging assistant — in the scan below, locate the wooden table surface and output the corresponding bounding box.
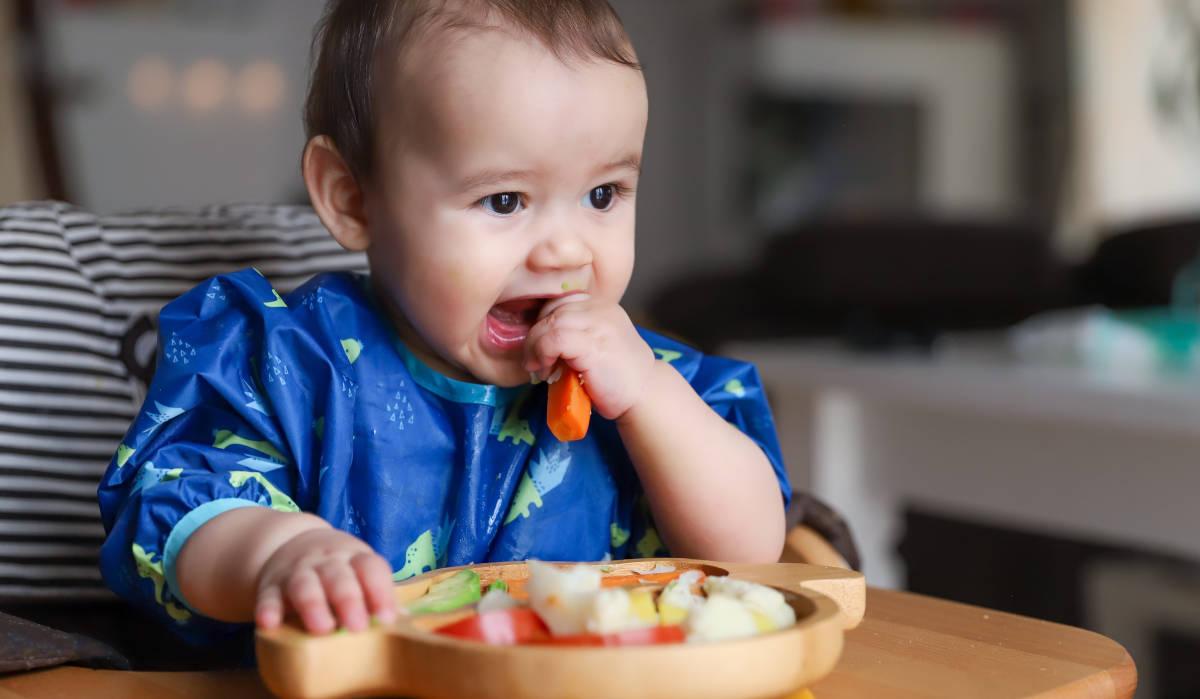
[0,589,1135,699]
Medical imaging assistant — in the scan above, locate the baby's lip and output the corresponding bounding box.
[483,291,590,355]
[495,290,587,306]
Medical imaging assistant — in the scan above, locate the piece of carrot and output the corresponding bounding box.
[599,571,700,588]
[547,368,591,442]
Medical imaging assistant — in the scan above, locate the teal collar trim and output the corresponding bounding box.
[392,338,526,407]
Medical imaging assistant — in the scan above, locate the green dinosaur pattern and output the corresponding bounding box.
[503,473,543,524]
[263,289,288,308]
[341,338,363,365]
[636,527,666,558]
[654,348,683,363]
[131,543,191,623]
[391,529,437,581]
[228,472,299,512]
[116,444,135,468]
[502,448,572,524]
[610,523,630,548]
[496,390,535,446]
[724,379,746,398]
[213,429,288,463]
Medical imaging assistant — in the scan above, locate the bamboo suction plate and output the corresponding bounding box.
[256,559,865,699]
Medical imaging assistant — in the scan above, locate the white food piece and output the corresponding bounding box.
[658,570,704,623]
[641,562,677,575]
[702,576,796,631]
[586,588,657,635]
[477,587,520,614]
[684,594,760,643]
[526,560,601,636]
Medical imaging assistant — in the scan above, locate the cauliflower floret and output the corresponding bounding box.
[658,570,704,626]
[527,561,601,636]
[684,594,759,643]
[586,587,658,635]
[477,587,520,614]
[703,576,796,631]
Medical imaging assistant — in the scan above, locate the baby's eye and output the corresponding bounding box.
[481,192,523,216]
[583,185,617,211]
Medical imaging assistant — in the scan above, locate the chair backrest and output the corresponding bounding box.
[0,201,365,602]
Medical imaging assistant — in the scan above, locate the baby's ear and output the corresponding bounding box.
[303,136,370,252]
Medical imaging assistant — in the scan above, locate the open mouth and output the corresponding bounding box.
[484,297,547,352]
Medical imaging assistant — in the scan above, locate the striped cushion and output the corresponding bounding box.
[0,201,366,601]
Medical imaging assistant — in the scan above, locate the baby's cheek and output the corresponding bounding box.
[594,240,635,302]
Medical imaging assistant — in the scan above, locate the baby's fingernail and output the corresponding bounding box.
[546,366,563,384]
[373,611,396,626]
[529,372,542,385]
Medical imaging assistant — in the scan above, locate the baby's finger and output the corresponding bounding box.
[537,293,590,321]
[255,583,284,629]
[524,310,591,375]
[350,552,397,625]
[318,561,370,632]
[530,326,593,377]
[285,567,336,634]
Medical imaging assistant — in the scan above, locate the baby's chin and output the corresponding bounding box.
[464,354,534,389]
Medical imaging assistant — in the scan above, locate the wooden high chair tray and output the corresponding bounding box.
[256,559,865,699]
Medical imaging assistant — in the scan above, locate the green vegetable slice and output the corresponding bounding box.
[408,570,482,615]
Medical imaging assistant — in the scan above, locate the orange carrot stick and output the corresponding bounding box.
[547,368,591,442]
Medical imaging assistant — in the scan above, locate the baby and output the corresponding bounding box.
[99,0,789,645]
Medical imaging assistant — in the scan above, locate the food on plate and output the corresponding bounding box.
[410,562,798,647]
[406,569,481,615]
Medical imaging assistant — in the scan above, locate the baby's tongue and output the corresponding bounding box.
[489,298,542,328]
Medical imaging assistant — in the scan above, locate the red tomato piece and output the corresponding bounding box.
[435,608,551,645]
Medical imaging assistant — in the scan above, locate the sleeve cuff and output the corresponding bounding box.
[163,498,265,611]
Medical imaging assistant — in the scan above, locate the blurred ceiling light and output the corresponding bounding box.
[126,55,173,113]
[236,60,286,116]
[182,59,231,113]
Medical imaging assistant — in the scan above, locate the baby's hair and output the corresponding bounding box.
[304,0,640,183]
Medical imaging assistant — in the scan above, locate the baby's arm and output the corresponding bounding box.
[98,270,394,638]
[175,508,395,633]
[525,297,786,562]
[616,361,785,563]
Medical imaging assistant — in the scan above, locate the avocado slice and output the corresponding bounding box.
[408,570,482,615]
[489,579,509,593]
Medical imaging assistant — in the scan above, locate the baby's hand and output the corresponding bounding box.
[255,527,397,634]
[524,295,656,421]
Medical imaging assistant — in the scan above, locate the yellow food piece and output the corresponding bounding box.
[751,610,776,633]
[630,588,659,625]
[659,602,689,626]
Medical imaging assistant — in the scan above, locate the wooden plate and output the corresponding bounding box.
[256,559,865,699]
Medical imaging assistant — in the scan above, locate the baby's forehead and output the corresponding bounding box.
[381,22,645,131]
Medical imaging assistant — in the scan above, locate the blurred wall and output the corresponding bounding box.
[609,0,751,308]
[0,5,43,203]
[1060,0,1200,256]
[42,0,325,210]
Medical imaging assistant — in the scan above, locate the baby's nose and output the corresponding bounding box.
[527,233,592,272]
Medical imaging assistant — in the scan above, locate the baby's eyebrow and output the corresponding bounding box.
[459,169,537,192]
[601,154,642,175]
[459,155,642,192]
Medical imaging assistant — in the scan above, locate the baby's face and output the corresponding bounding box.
[364,27,647,387]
